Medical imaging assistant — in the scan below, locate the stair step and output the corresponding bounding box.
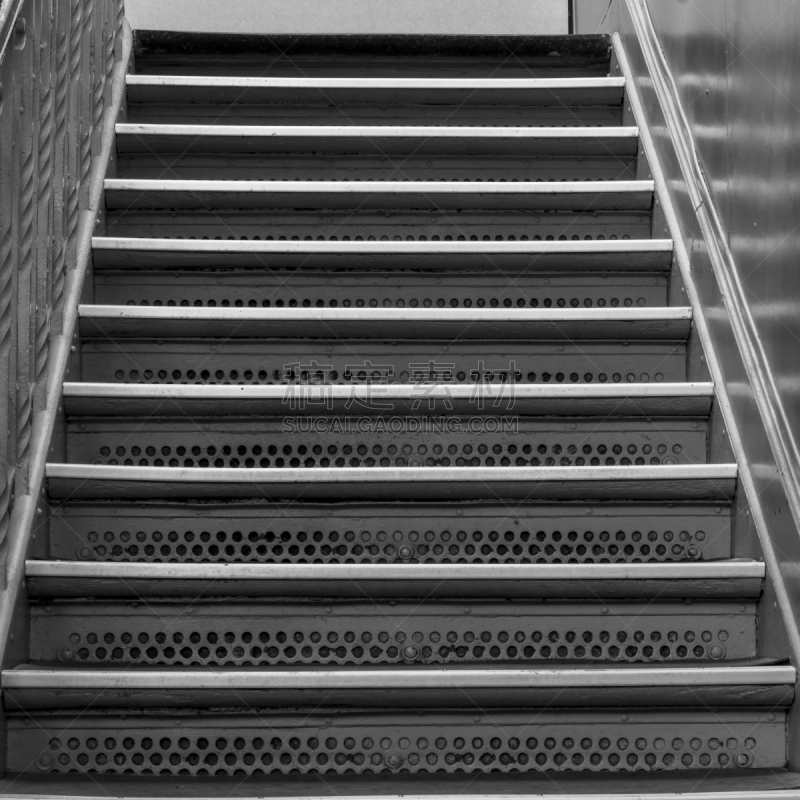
[91,237,674,271]
[65,418,708,470]
[77,306,691,340]
[94,267,669,308]
[25,559,761,599]
[124,75,627,106]
[31,600,755,666]
[103,179,653,212]
[7,709,786,775]
[48,501,731,564]
[4,665,794,709]
[62,382,715,417]
[45,464,738,501]
[114,124,640,156]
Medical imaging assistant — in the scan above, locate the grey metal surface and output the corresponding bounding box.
[29,600,756,665]
[7,709,785,774]
[47,501,731,563]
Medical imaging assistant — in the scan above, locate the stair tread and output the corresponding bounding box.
[45,463,737,501]
[25,559,761,599]
[91,237,674,270]
[77,305,691,340]
[6,664,794,687]
[2,769,800,798]
[103,179,654,211]
[114,124,640,157]
[62,381,715,417]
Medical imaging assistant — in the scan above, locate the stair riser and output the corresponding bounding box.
[115,153,638,181]
[66,419,706,469]
[94,270,667,308]
[7,711,785,774]
[104,211,651,241]
[48,502,730,563]
[30,601,754,666]
[79,341,687,386]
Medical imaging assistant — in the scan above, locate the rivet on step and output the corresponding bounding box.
[402,644,419,661]
[325,607,332,613]
[398,544,414,560]
[76,546,92,560]
[474,716,481,722]
[57,645,76,661]
[44,605,52,613]
[464,607,471,614]
[36,754,52,771]
[687,545,700,559]
[769,713,776,721]
[735,753,750,767]
[708,645,725,659]
[621,714,629,721]
[386,754,403,768]
[601,607,608,614]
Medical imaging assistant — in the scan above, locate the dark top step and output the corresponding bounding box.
[133,32,614,78]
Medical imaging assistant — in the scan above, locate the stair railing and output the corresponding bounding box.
[0,0,129,666]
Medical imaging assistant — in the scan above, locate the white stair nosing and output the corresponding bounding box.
[115,123,640,139]
[24,560,766,581]
[61,381,714,399]
[92,237,673,254]
[103,179,654,194]
[3,665,793,690]
[45,463,737,485]
[126,75,628,90]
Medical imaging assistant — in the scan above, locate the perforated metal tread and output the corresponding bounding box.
[90,237,674,271]
[3,665,794,710]
[7,709,787,775]
[47,501,732,564]
[94,268,668,308]
[25,560,763,599]
[30,600,755,666]
[62,382,715,417]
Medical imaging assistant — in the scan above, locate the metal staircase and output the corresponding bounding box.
[2,32,797,794]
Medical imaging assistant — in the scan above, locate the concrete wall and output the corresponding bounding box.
[124,0,568,34]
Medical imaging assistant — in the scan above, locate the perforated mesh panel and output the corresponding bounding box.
[96,271,665,310]
[32,602,752,665]
[82,341,686,386]
[70,420,704,469]
[12,712,783,775]
[50,504,730,563]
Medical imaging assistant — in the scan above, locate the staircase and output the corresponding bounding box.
[2,32,798,795]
